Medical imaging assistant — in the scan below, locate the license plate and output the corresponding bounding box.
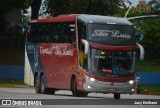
[107,88,116,92]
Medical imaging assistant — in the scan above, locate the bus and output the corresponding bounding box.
[24,14,144,99]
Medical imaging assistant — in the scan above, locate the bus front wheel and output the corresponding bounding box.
[71,78,88,97]
[114,93,120,99]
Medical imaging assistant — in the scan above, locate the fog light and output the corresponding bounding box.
[87,86,91,89]
[128,80,134,84]
[90,78,95,82]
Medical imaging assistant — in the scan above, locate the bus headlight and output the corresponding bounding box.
[128,80,134,85]
[87,85,91,89]
[90,78,95,82]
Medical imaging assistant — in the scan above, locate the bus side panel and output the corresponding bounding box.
[24,42,47,86]
[59,44,77,89]
[76,68,86,91]
[24,44,34,86]
[39,43,78,90]
[59,43,78,89]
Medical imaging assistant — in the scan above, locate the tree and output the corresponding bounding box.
[0,0,30,30]
[148,0,160,14]
[0,0,30,14]
[31,0,42,19]
[44,0,125,17]
[128,0,160,58]
[0,0,30,48]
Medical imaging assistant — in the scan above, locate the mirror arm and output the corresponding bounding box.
[81,39,89,54]
[136,43,145,60]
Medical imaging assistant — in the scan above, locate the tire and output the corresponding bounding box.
[80,92,88,97]
[71,78,80,97]
[71,78,88,97]
[114,93,120,99]
[41,75,55,94]
[35,75,41,93]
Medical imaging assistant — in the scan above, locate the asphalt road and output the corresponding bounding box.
[0,87,160,108]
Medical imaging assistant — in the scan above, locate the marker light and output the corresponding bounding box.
[128,80,134,85]
[90,78,95,82]
[101,52,105,55]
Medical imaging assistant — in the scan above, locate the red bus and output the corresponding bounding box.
[24,14,144,99]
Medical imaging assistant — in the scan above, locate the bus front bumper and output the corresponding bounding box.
[84,76,135,94]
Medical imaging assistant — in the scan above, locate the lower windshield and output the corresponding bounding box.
[88,48,135,77]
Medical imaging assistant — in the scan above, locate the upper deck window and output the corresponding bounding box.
[27,22,75,43]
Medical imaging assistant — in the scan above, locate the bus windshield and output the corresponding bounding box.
[88,24,136,45]
[88,48,135,77]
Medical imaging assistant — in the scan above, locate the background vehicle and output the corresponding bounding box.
[24,14,144,99]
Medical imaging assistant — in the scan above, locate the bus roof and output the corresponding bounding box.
[30,14,131,25]
[78,14,132,25]
[30,14,78,23]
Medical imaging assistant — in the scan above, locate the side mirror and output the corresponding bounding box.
[135,32,145,42]
[81,39,89,54]
[136,43,145,60]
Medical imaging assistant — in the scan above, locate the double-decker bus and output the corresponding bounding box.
[24,14,144,99]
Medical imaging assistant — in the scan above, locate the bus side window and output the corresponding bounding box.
[27,22,76,43]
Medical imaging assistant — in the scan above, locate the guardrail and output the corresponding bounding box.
[136,72,160,85]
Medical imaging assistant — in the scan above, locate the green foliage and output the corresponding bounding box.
[0,0,30,14]
[148,0,160,14]
[44,0,125,16]
[142,18,160,58]
[0,0,30,49]
[127,0,160,59]
[131,18,160,58]
[0,26,25,49]
[136,58,160,73]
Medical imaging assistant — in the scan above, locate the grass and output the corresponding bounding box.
[136,59,160,93]
[140,85,160,92]
[0,79,24,85]
[136,58,160,73]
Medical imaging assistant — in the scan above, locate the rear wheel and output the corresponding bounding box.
[41,75,55,94]
[114,93,120,99]
[35,75,41,93]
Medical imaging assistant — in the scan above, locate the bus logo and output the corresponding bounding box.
[92,29,131,39]
[40,46,73,56]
